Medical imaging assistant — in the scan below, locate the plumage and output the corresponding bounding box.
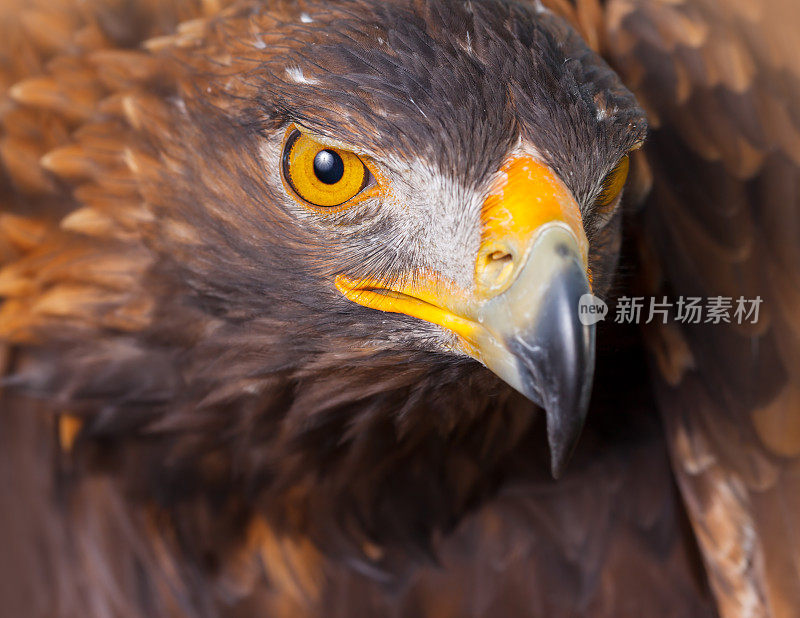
[0,0,797,616]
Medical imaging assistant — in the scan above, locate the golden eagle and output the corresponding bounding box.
[0,0,798,616]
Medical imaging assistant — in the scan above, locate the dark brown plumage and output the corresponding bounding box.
[0,0,797,616]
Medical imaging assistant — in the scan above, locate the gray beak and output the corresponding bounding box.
[473,225,595,477]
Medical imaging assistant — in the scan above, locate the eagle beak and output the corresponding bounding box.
[335,155,594,477]
[471,223,594,478]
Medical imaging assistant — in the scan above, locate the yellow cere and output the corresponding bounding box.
[282,130,367,208]
[595,154,629,211]
[479,154,589,287]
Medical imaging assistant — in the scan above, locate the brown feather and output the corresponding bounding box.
[607,0,800,613]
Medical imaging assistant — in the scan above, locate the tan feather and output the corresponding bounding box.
[0,135,58,195]
[60,207,119,237]
[0,266,37,299]
[0,215,49,253]
[89,50,163,89]
[19,9,77,56]
[41,144,99,181]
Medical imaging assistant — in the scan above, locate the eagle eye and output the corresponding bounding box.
[595,154,630,212]
[281,128,372,209]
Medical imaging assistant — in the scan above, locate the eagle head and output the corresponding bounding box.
[8,0,646,561]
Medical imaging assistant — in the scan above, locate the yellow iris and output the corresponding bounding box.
[282,129,368,208]
[595,154,629,211]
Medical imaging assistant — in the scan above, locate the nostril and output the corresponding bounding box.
[489,250,513,264]
[477,245,517,295]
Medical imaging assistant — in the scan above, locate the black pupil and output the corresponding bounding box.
[313,150,345,184]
